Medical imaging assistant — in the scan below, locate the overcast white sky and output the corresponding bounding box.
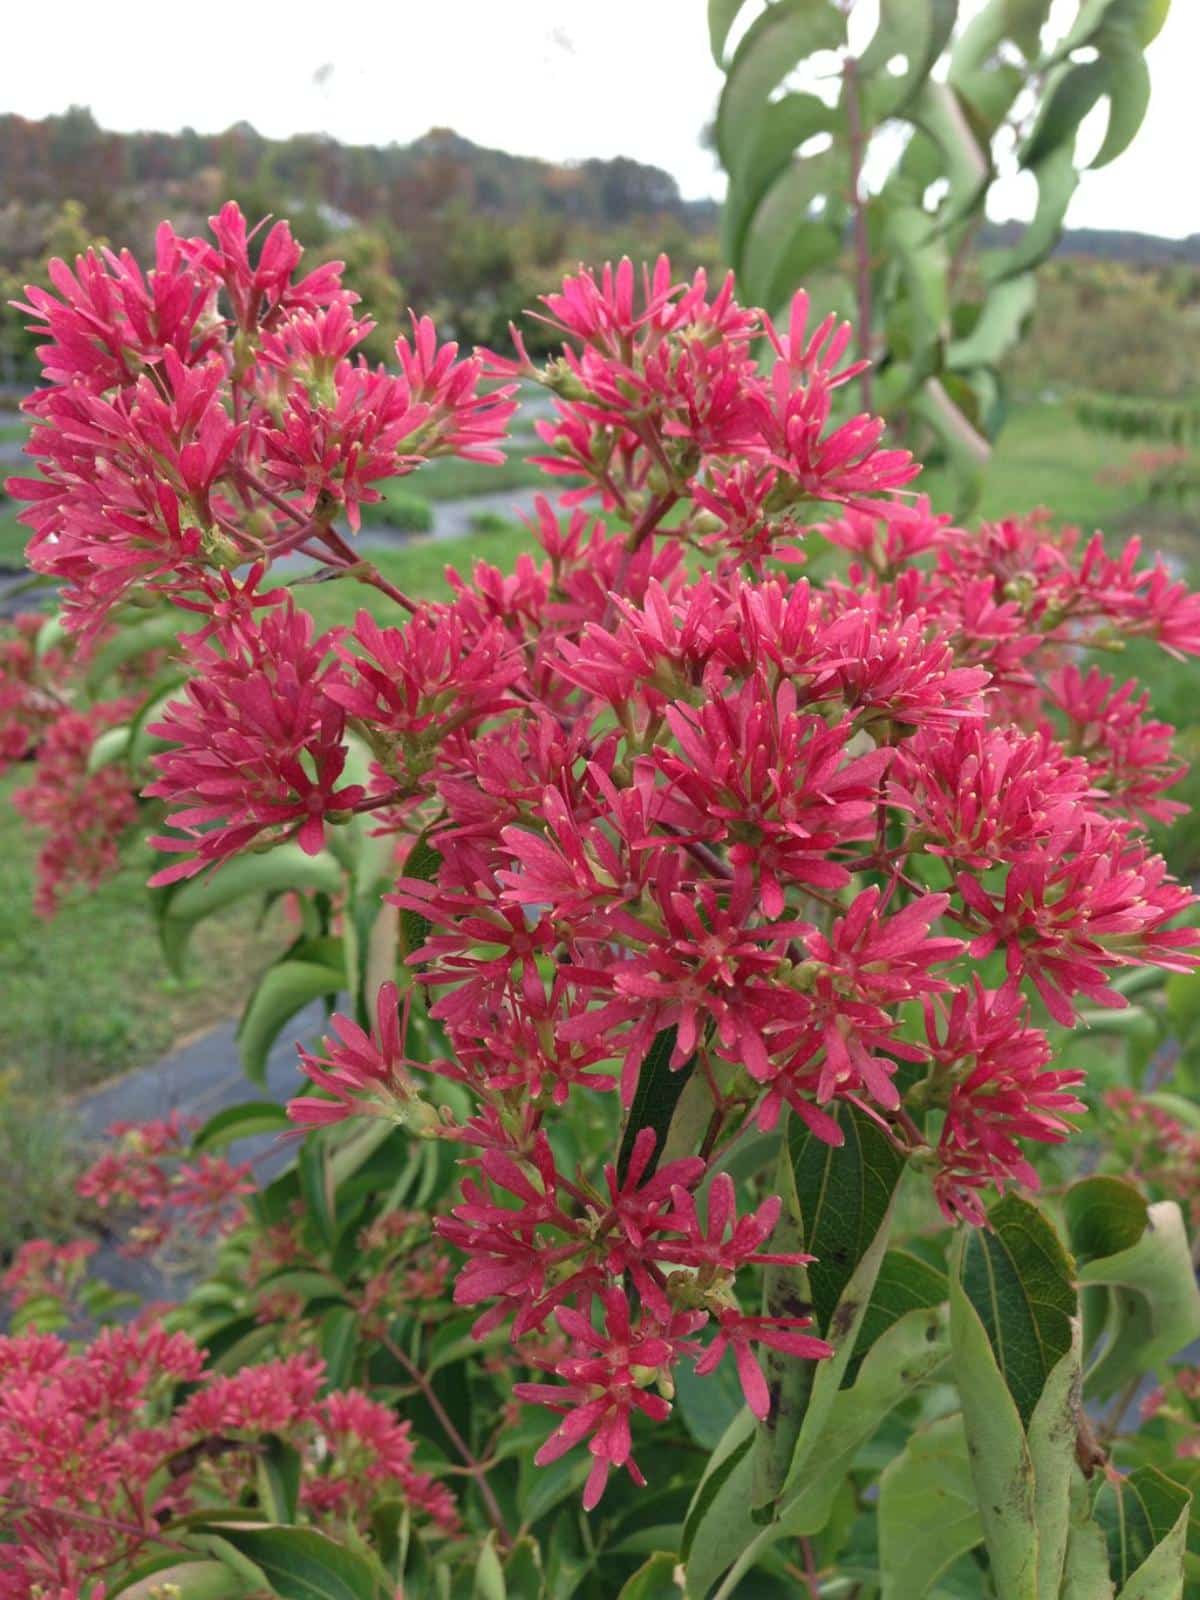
[1,0,1195,237]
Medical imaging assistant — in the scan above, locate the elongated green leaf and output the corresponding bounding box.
[1062,1472,1117,1600]
[204,1524,379,1600]
[256,1436,301,1524]
[617,1027,695,1183]
[948,272,1036,370]
[949,1233,1039,1600]
[157,844,344,977]
[709,0,749,65]
[721,92,834,266]
[1026,1328,1083,1599]
[715,0,845,170]
[321,1305,359,1391]
[192,1100,292,1153]
[236,959,344,1083]
[1077,1200,1200,1400]
[878,1413,983,1599]
[859,0,958,124]
[846,1249,947,1379]
[681,1407,756,1573]
[958,1192,1076,1426]
[397,832,442,961]
[1095,1467,1191,1594]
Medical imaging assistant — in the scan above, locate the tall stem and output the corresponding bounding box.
[843,52,874,414]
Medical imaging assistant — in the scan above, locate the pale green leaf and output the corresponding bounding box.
[878,1413,983,1599]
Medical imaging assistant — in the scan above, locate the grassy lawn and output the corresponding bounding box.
[1,397,1196,1104]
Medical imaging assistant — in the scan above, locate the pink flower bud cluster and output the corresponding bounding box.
[6,212,1199,1509]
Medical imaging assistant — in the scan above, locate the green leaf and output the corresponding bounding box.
[87,722,132,774]
[709,0,749,65]
[502,1536,546,1600]
[715,0,845,171]
[321,1305,359,1390]
[913,378,991,513]
[691,1303,950,1599]
[859,0,958,124]
[1026,1331,1084,1599]
[1076,1200,1200,1401]
[721,92,836,267]
[617,1553,681,1599]
[617,1027,695,1184]
[83,608,188,694]
[1062,1472,1116,1600]
[203,1524,380,1600]
[474,1530,507,1600]
[878,1413,983,1599]
[958,1192,1076,1426]
[192,1100,292,1153]
[1063,1175,1149,1267]
[846,1249,948,1379]
[949,1230,1039,1600]
[112,1560,250,1599]
[1094,1467,1191,1594]
[397,832,442,961]
[948,272,1036,370]
[681,1408,756,1575]
[236,958,344,1083]
[787,1100,905,1335]
[256,1436,301,1524]
[157,845,344,977]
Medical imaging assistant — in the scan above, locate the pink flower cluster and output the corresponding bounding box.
[0,1326,456,1600]
[8,217,1199,1508]
[76,1113,253,1258]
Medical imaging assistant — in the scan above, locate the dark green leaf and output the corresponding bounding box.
[397,833,442,961]
[256,1436,301,1524]
[617,1027,695,1184]
[1094,1466,1191,1591]
[788,1100,905,1335]
[204,1524,379,1600]
[321,1306,359,1390]
[959,1193,1075,1425]
[845,1248,947,1381]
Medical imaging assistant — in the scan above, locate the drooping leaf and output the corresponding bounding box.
[708,0,750,65]
[474,1531,507,1600]
[256,1436,301,1524]
[157,845,344,977]
[878,1413,983,1599]
[236,958,345,1083]
[1075,1199,1200,1400]
[191,1100,293,1153]
[320,1305,359,1390]
[715,0,845,171]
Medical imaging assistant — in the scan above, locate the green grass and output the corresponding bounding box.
[0,775,287,1098]
[0,510,25,567]
[407,452,545,502]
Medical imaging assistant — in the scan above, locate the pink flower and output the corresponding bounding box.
[145,599,365,882]
[694,1306,832,1421]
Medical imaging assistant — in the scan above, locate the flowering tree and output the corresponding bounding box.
[3,205,1200,1598]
